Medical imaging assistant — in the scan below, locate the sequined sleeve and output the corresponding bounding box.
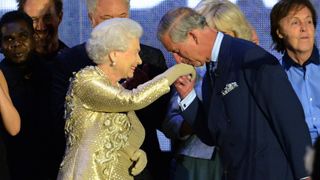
[70,68,170,113]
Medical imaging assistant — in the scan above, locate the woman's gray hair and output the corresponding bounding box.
[157,7,207,43]
[86,18,142,64]
[86,0,130,14]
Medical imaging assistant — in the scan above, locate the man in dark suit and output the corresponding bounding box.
[157,7,312,180]
[51,0,171,179]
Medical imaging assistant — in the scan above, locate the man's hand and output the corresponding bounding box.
[130,149,147,176]
[174,75,196,99]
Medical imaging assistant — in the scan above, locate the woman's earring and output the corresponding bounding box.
[110,61,116,67]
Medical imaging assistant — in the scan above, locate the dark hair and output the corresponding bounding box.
[270,0,317,53]
[312,137,320,180]
[0,10,34,40]
[16,0,63,15]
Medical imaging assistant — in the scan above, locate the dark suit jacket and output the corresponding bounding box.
[182,35,311,180]
[51,43,170,179]
[0,55,53,180]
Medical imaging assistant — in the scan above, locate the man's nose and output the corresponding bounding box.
[34,19,47,31]
[11,39,22,48]
[173,53,183,63]
[300,21,310,32]
[137,55,142,65]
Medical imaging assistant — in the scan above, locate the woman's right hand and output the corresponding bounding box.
[163,63,196,85]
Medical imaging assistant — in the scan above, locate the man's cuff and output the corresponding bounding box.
[300,176,310,180]
[179,134,191,140]
[178,89,196,111]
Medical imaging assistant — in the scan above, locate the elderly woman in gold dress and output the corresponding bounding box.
[57,18,195,180]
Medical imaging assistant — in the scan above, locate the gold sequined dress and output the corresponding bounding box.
[57,66,170,180]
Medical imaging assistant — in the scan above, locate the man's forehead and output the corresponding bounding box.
[1,24,32,40]
[23,0,54,17]
[97,0,129,10]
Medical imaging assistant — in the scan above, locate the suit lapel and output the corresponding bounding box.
[202,71,213,112]
[214,35,234,95]
[202,35,233,110]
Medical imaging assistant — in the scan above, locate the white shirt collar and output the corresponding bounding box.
[210,32,224,63]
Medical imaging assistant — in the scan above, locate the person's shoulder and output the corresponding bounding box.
[56,43,86,61]
[71,66,108,88]
[55,42,90,68]
[139,43,167,71]
[74,66,99,79]
[229,36,259,51]
[228,38,278,67]
[0,59,13,70]
[58,40,69,50]
[140,43,162,53]
[140,43,165,59]
[0,59,6,66]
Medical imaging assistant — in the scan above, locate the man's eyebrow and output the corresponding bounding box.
[100,15,112,17]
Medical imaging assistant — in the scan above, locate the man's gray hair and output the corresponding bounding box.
[86,0,130,14]
[86,18,142,64]
[157,7,207,43]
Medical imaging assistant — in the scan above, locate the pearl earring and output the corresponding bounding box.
[110,61,116,67]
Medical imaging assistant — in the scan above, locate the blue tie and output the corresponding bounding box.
[202,62,215,109]
[206,61,216,86]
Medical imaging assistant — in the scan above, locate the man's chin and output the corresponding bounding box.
[35,41,53,55]
[35,46,50,55]
[10,56,29,64]
[35,38,49,45]
[190,61,202,67]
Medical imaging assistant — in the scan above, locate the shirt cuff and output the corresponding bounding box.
[300,176,310,180]
[179,134,191,140]
[178,89,196,111]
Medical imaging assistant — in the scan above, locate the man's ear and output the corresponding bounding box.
[88,13,96,28]
[276,29,284,39]
[57,11,63,25]
[188,30,199,44]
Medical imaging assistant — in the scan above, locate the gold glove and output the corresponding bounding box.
[130,149,147,176]
[160,63,196,85]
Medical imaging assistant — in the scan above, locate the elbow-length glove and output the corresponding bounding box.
[70,64,195,113]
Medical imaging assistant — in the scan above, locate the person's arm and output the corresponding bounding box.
[74,64,195,113]
[162,90,193,140]
[0,70,20,136]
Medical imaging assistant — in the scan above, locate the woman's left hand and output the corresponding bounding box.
[130,149,147,176]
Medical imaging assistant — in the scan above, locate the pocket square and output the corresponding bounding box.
[221,82,238,96]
